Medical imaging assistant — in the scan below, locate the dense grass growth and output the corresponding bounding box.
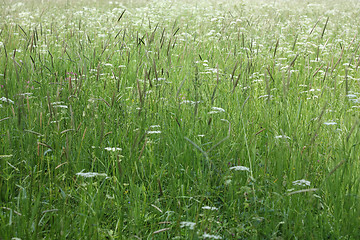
[1,0,360,238]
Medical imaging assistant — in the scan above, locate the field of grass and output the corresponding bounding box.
[1,0,360,239]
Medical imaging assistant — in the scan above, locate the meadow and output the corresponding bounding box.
[1,0,360,238]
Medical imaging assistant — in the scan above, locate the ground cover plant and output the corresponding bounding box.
[1,0,360,238]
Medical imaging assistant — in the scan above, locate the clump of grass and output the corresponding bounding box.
[1,0,360,239]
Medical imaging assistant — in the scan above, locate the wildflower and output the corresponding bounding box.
[229,166,250,172]
[0,97,14,104]
[206,30,216,36]
[53,105,68,109]
[201,233,222,239]
[275,135,290,139]
[309,88,321,92]
[180,221,196,230]
[17,93,33,96]
[211,107,225,112]
[180,100,200,105]
[149,125,160,128]
[206,68,221,73]
[323,121,336,125]
[104,147,122,152]
[208,107,225,114]
[52,101,65,105]
[292,179,311,187]
[307,96,318,99]
[153,77,166,81]
[76,170,107,178]
[202,206,218,210]
[349,98,360,103]
[258,95,273,99]
[147,131,161,134]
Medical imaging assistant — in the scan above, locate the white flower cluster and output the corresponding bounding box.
[292,179,311,187]
[208,107,225,114]
[229,166,250,172]
[0,97,14,104]
[76,170,108,178]
[180,221,196,230]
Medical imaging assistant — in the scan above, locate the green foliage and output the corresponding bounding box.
[1,0,360,239]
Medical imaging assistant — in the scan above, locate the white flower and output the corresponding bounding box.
[51,101,64,105]
[275,135,290,139]
[180,100,200,105]
[206,30,216,36]
[258,95,273,99]
[202,206,218,210]
[229,166,250,172]
[147,131,161,134]
[211,107,225,112]
[292,179,311,187]
[180,221,196,230]
[53,105,68,109]
[76,170,107,178]
[350,98,360,103]
[0,97,14,104]
[104,147,122,152]
[17,93,33,96]
[323,121,336,125]
[150,125,160,128]
[201,233,222,239]
[208,107,225,114]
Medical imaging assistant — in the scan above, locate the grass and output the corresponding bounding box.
[1,0,360,239]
